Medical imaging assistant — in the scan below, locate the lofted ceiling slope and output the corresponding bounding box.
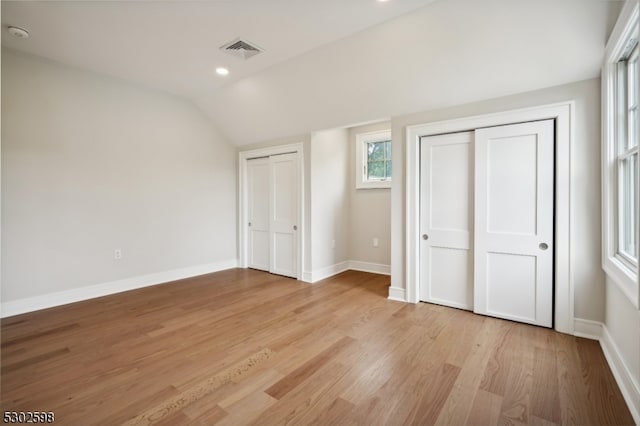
[2,0,623,145]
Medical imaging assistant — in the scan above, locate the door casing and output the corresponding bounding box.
[403,102,574,334]
[239,143,304,281]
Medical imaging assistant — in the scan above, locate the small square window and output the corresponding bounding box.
[366,140,392,180]
[356,130,391,189]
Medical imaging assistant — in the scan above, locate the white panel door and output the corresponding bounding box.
[247,158,270,271]
[474,120,554,327]
[420,132,474,310]
[269,153,298,278]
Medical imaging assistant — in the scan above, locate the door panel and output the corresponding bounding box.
[270,153,298,278]
[428,247,472,310]
[487,134,537,235]
[420,132,473,310]
[486,252,537,321]
[474,120,554,327]
[247,158,270,271]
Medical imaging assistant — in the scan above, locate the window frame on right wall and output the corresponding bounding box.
[602,0,640,308]
[355,129,392,189]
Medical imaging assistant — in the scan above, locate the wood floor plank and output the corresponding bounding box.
[250,359,352,425]
[405,362,461,425]
[216,390,277,426]
[467,389,503,426]
[307,397,355,426]
[434,317,506,425]
[0,269,633,425]
[1,347,70,373]
[218,368,283,408]
[555,334,597,425]
[498,325,535,425]
[1,323,80,348]
[265,336,354,400]
[530,346,561,424]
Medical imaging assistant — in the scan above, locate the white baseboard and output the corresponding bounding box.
[388,286,406,302]
[348,260,390,275]
[1,259,238,318]
[304,260,391,283]
[310,261,350,283]
[574,318,640,424]
[573,318,603,340]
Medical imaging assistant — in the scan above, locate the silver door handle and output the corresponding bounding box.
[422,234,429,240]
[539,242,548,250]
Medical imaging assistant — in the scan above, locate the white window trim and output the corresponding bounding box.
[355,129,392,189]
[602,0,639,309]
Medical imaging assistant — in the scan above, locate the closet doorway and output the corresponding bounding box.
[239,143,304,280]
[404,102,573,333]
[419,120,554,327]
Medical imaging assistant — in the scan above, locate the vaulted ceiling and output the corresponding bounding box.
[2,0,622,145]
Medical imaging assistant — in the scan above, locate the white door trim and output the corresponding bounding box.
[405,102,574,334]
[239,143,304,281]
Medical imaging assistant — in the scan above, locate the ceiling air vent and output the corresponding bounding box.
[220,38,263,60]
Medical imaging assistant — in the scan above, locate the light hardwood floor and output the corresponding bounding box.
[1,269,634,425]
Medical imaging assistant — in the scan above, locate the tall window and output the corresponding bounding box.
[618,42,639,266]
[602,0,639,307]
[355,130,392,189]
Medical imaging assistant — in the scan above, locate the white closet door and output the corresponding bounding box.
[247,158,270,271]
[474,120,554,327]
[270,153,298,278]
[419,132,474,310]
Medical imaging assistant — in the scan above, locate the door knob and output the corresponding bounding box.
[422,234,429,240]
[248,222,251,227]
[293,225,297,231]
[539,242,548,250]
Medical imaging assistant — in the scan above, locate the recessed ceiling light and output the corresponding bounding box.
[216,67,229,76]
[8,26,29,39]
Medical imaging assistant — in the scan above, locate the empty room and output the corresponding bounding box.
[1,0,639,424]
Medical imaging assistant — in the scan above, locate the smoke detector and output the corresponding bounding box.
[220,38,263,60]
[8,26,29,39]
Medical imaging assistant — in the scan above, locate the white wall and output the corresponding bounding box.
[310,129,350,274]
[391,78,604,322]
[348,122,391,267]
[1,49,237,305]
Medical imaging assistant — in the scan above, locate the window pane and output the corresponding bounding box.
[629,50,637,108]
[620,153,638,261]
[385,140,392,158]
[628,45,638,148]
[385,159,392,178]
[630,106,638,149]
[367,161,385,179]
[368,141,385,161]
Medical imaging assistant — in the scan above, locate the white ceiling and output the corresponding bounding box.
[1,0,623,145]
[1,0,436,100]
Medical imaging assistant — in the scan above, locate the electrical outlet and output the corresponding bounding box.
[373,238,379,248]
[114,249,122,260]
